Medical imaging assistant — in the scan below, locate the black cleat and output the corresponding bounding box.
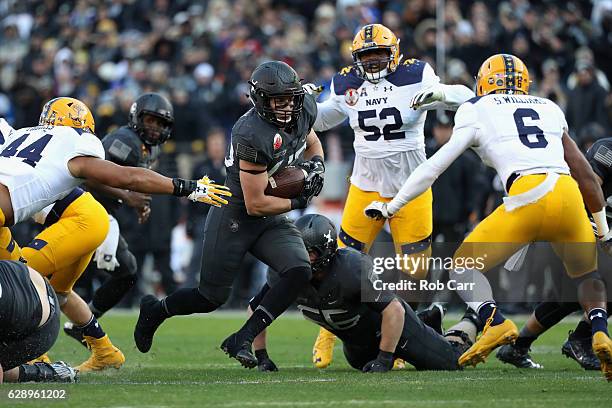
[496,343,543,369]
[134,295,165,353]
[417,304,445,335]
[63,322,88,349]
[220,332,258,369]
[561,331,601,371]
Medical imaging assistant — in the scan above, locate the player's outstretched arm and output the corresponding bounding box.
[362,299,404,373]
[68,156,230,206]
[410,83,474,111]
[562,132,608,235]
[365,125,475,220]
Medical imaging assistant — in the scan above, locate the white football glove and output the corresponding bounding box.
[188,176,232,207]
[364,201,394,220]
[410,87,445,110]
[302,83,324,98]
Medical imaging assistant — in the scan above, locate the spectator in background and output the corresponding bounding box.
[184,128,227,288]
[566,60,609,136]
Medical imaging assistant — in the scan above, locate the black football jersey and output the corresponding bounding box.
[224,94,317,205]
[286,248,400,347]
[586,137,612,199]
[93,126,160,213]
[0,261,42,340]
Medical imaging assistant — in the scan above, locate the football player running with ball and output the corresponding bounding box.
[305,23,474,369]
[365,54,612,381]
[134,61,326,368]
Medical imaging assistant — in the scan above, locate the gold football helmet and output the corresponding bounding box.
[351,24,401,82]
[476,54,530,96]
[39,97,96,134]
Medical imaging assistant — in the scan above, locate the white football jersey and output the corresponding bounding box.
[458,94,570,189]
[314,60,473,196]
[0,119,104,223]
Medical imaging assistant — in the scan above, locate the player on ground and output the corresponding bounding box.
[0,260,76,383]
[307,23,474,368]
[249,214,478,373]
[64,93,173,347]
[0,97,229,371]
[134,61,325,368]
[497,137,612,370]
[364,54,612,381]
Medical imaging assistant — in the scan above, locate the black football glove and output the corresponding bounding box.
[362,350,394,373]
[300,156,325,198]
[255,349,278,372]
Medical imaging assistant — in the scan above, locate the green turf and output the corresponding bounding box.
[2,312,609,407]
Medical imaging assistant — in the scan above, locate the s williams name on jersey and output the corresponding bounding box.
[224,93,318,205]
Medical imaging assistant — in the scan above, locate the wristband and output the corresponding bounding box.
[593,209,609,237]
[172,178,197,197]
[290,197,306,210]
[311,155,324,164]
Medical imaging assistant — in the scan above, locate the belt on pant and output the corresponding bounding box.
[43,188,85,228]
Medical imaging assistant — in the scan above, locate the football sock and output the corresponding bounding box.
[238,266,311,340]
[90,274,137,318]
[477,301,505,327]
[571,319,592,340]
[162,287,218,316]
[588,308,609,336]
[534,302,580,329]
[514,326,538,349]
[79,315,105,339]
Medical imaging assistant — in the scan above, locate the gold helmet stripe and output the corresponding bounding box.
[364,24,374,41]
[502,54,516,93]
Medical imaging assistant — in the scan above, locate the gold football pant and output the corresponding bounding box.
[455,174,596,278]
[22,191,110,295]
[338,183,433,278]
[0,208,22,261]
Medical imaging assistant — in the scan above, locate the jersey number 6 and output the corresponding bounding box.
[358,107,405,141]
[513,108,547,149]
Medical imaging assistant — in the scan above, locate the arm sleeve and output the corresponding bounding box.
[313,80,347,132]
[419,63,475,111]
[387,104,479,214]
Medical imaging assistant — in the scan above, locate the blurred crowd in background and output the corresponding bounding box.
[1,0,611,311]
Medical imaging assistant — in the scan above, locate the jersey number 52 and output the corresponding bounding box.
[358,107,405,141]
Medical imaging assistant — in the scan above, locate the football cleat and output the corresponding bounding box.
[312,327,336,369]
[220,332,258,369]
[459,315,518,368]
[76,335,125,372]
[28,353,52,364]
[63,322,88,349]
[592,331,612,381]
[561,331,600,371]
[392,358,406,370]
[417,304,446,335]
[496,343,543,369]
[134,295,165,353]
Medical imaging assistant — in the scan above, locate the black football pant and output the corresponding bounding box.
[343,304,462,371]
[163,204,310,316]
[0,277,59,370]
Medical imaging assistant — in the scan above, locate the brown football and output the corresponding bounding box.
[264,166,307,199]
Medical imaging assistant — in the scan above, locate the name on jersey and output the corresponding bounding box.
[492,96,546,105]
[365,97,388,106]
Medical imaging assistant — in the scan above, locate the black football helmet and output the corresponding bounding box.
[295,214,338,272]
[128,93,174,145]
[249,61,305,128]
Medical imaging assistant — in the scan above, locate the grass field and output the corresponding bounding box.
[2,312,610,407]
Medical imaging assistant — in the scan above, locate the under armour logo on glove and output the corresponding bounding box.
[188,176,232,207]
